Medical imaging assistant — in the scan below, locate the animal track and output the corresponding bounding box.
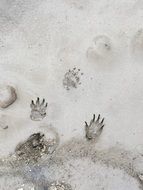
[87,35,112,62]
[15,132,58,163]
[30,97,48,121]
[15,132,47,162]
[63,67,83,90]
[85,114,105,140]
[1,137,143,190]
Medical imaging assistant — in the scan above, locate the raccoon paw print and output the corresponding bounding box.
[30,97,48,121]
[85,114,105,140]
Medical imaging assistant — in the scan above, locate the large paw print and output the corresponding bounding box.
[30,97,48,121]
[15,132,58,163]
[85,114,105,140]
[15,132,47,162]
[63,67,83,90]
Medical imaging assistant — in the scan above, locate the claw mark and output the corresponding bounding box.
[85,114,105,140]
[30,97,48,121]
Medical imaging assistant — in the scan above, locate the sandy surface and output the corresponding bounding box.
[0,0,143,189]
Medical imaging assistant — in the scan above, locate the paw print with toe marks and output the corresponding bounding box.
[63,67,83,90]
[30,97,48,121]
[85,114,105,140]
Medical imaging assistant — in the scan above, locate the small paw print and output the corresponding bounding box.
[30,97,48,121]
[63,67,83,90]
[85,114,105,140]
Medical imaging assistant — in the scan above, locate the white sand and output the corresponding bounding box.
[0,0,143,189]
